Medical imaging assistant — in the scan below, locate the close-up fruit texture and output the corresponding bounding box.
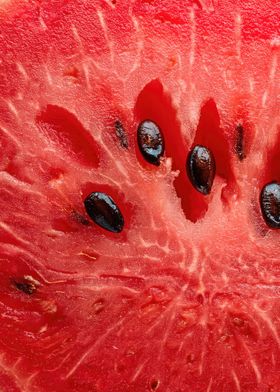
[0,0,279,391]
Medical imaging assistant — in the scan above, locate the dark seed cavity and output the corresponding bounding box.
[91,299,105,315]
[12,278,37,295]
[115,120,128,149]
[235,124,245,161]
[84,192,124,233]
[187,145,216,195]
[150,379,160,391]
[260,182,280,229]
[137,120,164,165]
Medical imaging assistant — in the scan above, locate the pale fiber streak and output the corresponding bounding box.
[254,303,280,346]
[232,370,241,392]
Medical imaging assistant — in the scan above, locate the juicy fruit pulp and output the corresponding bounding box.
[0,0,280,391]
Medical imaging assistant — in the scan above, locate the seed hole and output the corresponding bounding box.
[115,120,129,149]
[230,103,254,162]
[12,276,38,295]
[134,79,185,171]
[186,353,195,364]
[235,123,245,161]
[91,299,105,315]
[187,99,235,219]
[63,65,80,79]
[43,166,65,182]
[36,105,99,167]
[261,125,280,184]
[232,317,245,327]
[150,379,160,391]
[196,293,204,304]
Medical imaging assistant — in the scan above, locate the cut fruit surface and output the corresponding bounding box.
[0,0,280,391]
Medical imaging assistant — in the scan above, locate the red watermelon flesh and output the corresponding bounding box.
[0,0,280,391]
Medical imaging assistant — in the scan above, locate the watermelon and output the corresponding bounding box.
[0,0,279,391]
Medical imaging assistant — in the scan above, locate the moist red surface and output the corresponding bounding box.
[0,0,280,391]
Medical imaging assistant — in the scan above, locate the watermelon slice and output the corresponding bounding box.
[0,0,280,391]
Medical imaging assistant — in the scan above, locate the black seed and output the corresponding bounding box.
[115,120,128,149]
[137,120,164,165]
[260,182,280,229]
[13,279,36,295]
[235,124,245,161]
[186,145,216,195]
[84,192,124,233]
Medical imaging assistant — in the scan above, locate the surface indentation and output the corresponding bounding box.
[36,105,99,167]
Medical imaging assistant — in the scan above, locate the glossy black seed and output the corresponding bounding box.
[137,120,164,165]
[115,120,128,149]
[235,124,245,161]
[260,182,280,229]
[84,192,124,233]
[186,145,216,195]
